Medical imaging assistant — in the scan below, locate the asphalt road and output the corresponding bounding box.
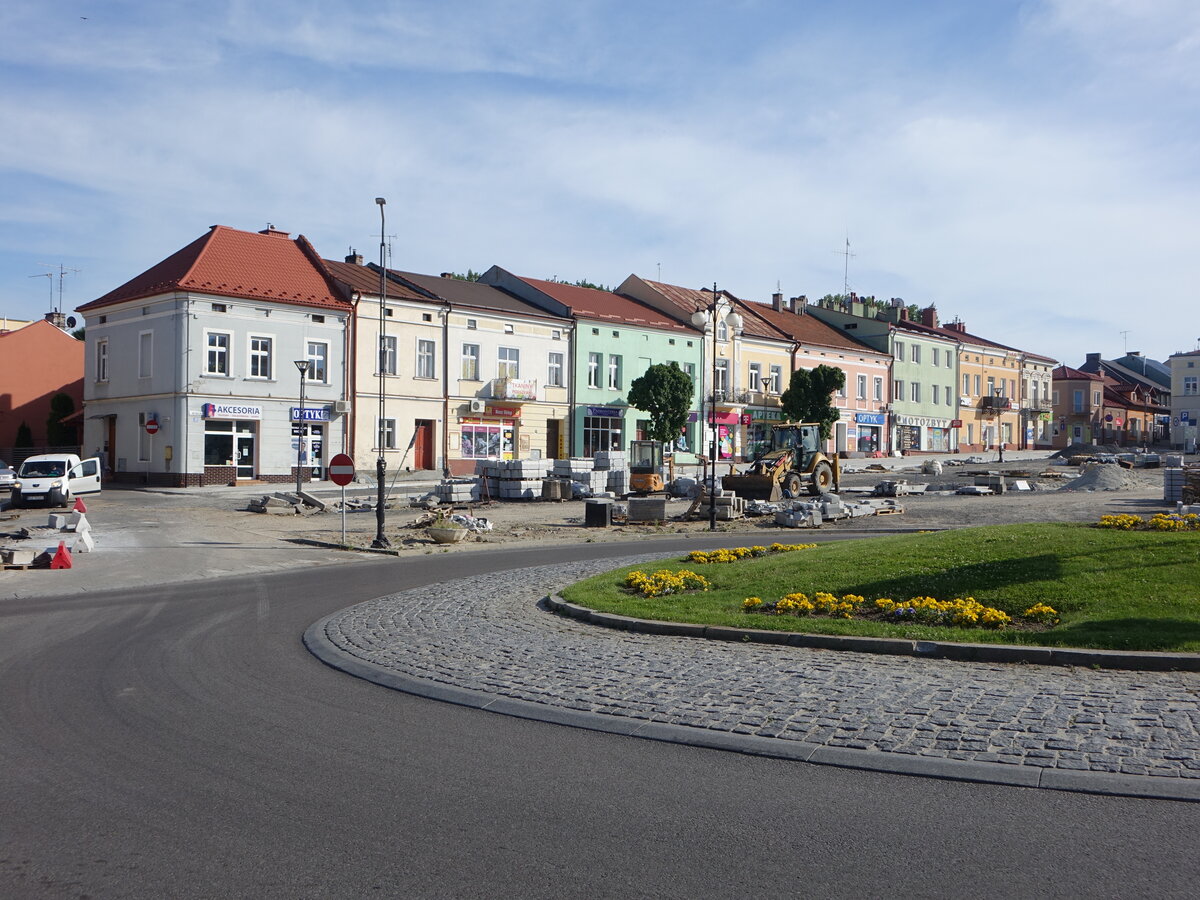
[3,544,1198,899]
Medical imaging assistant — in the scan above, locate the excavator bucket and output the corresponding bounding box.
[722,473,782,501]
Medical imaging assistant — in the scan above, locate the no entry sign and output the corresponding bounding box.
[327,453,355,486]
[144,419,159,435]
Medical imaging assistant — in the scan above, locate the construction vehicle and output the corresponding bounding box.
[722,422,839,501]
[628,440,667,494]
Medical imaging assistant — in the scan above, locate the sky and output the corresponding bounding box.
[2,0,1198,365]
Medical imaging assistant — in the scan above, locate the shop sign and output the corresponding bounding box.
[290,406,331,422]
[487,405,522,418]
[751,408,784,422]
[202,402,262,420]
[502,379,538,400]
[895,415,950,428]
[587,406,622,418]
[950,419,963,428]
[856,412,886,426]
[706,411,741,425]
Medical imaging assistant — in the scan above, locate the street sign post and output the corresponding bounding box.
[327,453,355,543]
[144,418,158,483]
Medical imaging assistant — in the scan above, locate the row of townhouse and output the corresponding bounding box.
[76,224,1069,487]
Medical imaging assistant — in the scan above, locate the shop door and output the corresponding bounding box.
[413,420,434,470]
[547,419,561,459]
[235,423,256,479]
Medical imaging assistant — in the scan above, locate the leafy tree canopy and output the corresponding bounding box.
[780,365,845,440]
[445,270,483,282]
[627,363,694,444]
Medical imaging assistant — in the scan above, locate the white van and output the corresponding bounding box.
[10,453,103,508]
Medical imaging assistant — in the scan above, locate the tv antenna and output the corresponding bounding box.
[833,236,855,296]
[32,263,81,314]
[1120,330,1130,353]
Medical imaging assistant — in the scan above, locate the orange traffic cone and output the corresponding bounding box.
[73,497,87,513]
[51,542,73,569]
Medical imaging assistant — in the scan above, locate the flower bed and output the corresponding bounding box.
[686,542,816,564]
[624,569,711,598]
[1097,513,1200,531]
[742,591,1058,630]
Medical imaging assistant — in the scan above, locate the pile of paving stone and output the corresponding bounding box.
[248,491,328,515]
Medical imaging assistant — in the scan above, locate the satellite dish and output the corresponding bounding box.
[66,316,77,329]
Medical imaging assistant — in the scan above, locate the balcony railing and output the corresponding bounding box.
[980,395,1012,411]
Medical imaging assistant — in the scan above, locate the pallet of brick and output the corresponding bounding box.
[627,497,667,523]
[553,458,594,476]
[496,459,551,480]
[437,479,485,503]
[606,469,630,494]
[592,451,627,471]
[499,480,542,500]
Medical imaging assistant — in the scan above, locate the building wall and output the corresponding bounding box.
[0,319,85,449]
[82,294,348,484]
[956,344,1021,452]
[1168,351,1200,451]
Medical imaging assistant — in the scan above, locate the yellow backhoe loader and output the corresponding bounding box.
[721,422,839,501]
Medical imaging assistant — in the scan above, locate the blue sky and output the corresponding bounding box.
[2,0,1198,364]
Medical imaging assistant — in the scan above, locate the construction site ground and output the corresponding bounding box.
[0,452,1185,600]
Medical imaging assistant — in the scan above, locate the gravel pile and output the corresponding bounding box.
[1056,464,1132,492]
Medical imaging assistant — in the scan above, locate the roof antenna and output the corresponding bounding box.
[1120,330,1130,353]
[34,263,80,315]
[833,235,855,296]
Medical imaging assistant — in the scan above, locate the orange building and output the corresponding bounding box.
[0,318,85,451]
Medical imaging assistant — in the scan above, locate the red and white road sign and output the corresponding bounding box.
[327,453,355,486]
[144,419,159,435]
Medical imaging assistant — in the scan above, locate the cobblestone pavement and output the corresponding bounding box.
[318,555,1200,784]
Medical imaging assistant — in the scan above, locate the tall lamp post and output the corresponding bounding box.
[691,285,742,532]
[373,197,390,548]
[294,359,310,495]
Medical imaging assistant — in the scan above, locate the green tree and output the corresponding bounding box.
[780,365,846,440]
[46,393,76,446]
[627,363,694,444]
[445,270,483,282]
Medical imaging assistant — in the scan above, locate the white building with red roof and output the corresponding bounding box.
[76,225,351,486]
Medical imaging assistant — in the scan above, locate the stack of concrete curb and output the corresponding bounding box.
[1,509,95,569]
[248,491,326,515]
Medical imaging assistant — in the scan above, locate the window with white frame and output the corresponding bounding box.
[205,331,229,375]
[912,344,921,364]
[306,341,328,382]
[931,347,939,367]
[932,384,940,405]
[96,339,108,382]
[963,373,970,395]
[837,374,846,398]
[973,374,981,395]
[416,339,435,379]
[945,349,953,367]
[857,374,867,399]
[748,362,762,392]
[548,352,564,387]
[376,417,397,450]
[769,365,781,394]
[498,346,519,379]
[1184,376,1198,395]
[911,381,921,402]
[945,386,952,406]
[461,343,480,380]
[895,341,905,362]
[138,331,153,378]
[714,359,729,394]
[874,376,883,401]
[249,336,273,379]
[588,352,601,388]
[380,335,397,375]
[894,379,904,401]
[608,355,621,390]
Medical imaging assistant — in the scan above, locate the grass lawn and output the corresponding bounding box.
[559,523,1200,652]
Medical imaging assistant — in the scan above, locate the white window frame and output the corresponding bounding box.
[588,352,602,388]
[96,338,109,382]
[931,348,939,367]
[306,340,329,383]
[461,343,480,380]
[768,365,782,394]
[608,355,621,390]
[498,346,519,380]
[932,384,940,405]
[895,341,905,362]
[873,376,883,401]
[857,374,867,399]
[911,382,921,403]
[248,335,274,380]
[946,386,952,406]
[138,330,153,378]
[894,379,904,402]
[380,335,398,376]
[748,362,762,392]
[912,344,921,364]
[416,339,436,379]
[205,330,231,376]
[714,359,729,394]
[548,351,564,387]
[375,417,397,450]
[1184,376,1198,396]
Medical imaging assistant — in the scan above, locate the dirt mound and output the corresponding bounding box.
[1055,464,1132,492]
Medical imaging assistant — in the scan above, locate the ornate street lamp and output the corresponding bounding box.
[691,285,743,531]
[294,359,310,495]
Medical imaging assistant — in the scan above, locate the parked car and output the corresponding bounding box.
[0,459,15,491]
[10,453,102,508]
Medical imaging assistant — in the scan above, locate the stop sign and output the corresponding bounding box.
[327,453,355,486]
[145,419,159,435]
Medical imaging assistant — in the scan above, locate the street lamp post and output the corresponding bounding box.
[294,359,310,495]
[373,197,390,548]
[691,285,742,532]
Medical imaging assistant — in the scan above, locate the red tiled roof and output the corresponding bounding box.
[1054,365,1104,381]
[516,277,695,332]
[742,302,888,356]
[79,226,350,313]
[632,279,784,340]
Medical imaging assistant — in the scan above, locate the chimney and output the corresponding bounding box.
[772,291,783,311]
[899,307,909,321]
[1085,352,1102,367]
[922,306,938,328]
[791,295,807,315]
[259,225,290,238]
[345,249,364,265]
